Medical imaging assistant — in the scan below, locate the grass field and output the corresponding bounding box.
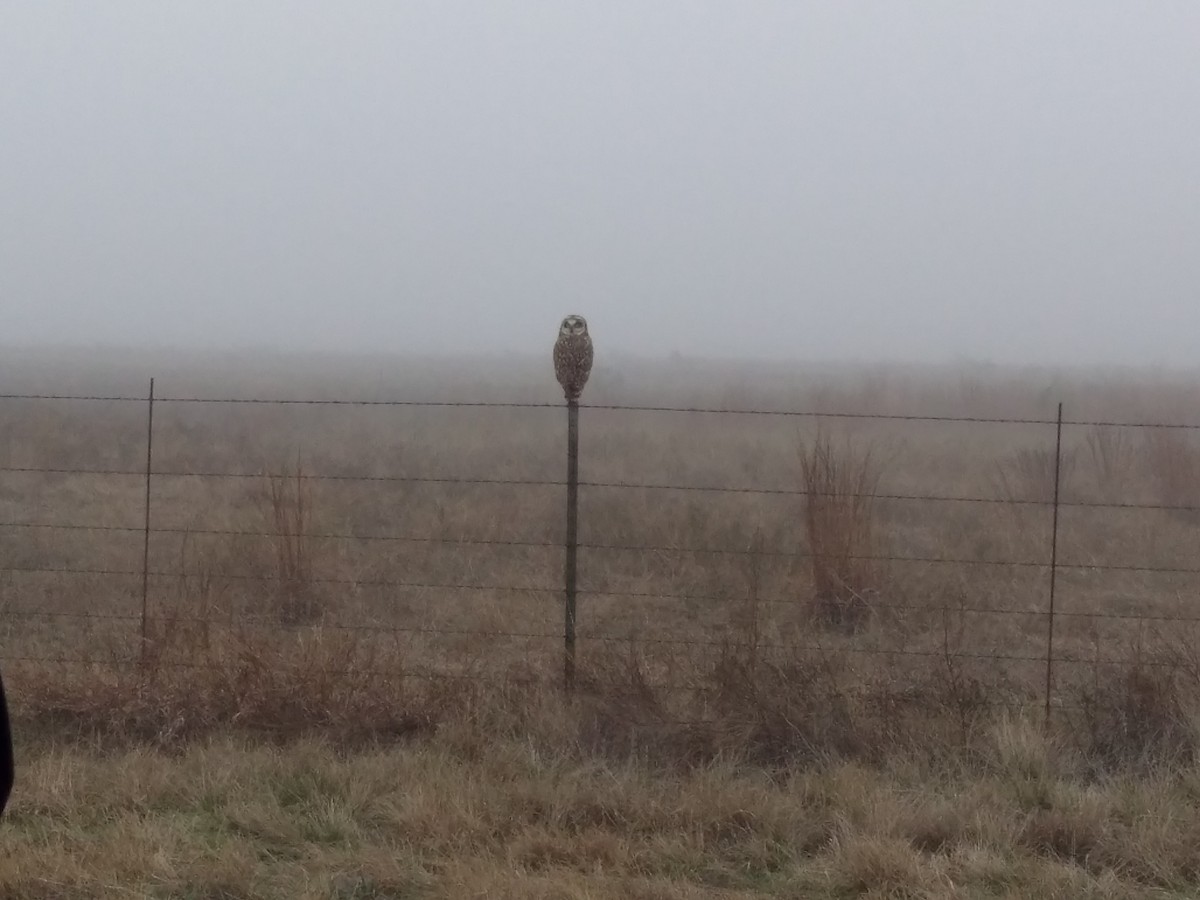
[3,348,1200,897]
[7,722,1200,898]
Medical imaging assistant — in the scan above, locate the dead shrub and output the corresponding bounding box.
[799,430,886,634]
[728,528,765,676]
[14,622,436,746]
[571,647,721,766]
[576,646,663,716]
[260,461,321,625]
[1068,654,1196,769]
[146,529,236,664]
[993,445,1076,505]
[1083,425,1138,502]
[923,599,998,744]
[707,643,866,765]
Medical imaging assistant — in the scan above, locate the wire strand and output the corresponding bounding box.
[8,463,1200,514]
[7,390,1200,430]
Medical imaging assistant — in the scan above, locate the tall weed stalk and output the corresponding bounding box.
[799,430,884,633]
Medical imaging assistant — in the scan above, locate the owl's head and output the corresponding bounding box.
[559,315,588,336]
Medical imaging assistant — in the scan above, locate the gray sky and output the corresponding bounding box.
[1,2,1197,365]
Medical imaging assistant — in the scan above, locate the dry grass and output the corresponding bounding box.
[262,461,319,625]
[4,351,1200,894]
[798,430,885,633]
[1142,428,1200,524]
[5,719,1200,898]
[993,445,1076,505]
[1083,425,1139,503]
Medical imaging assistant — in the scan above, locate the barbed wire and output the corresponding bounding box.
[0,393,146,403]
[0,652,527,683]
[6,522,1200,582]
[4,519,1200,578]
[0,644,1186,673]
[0,521,1044,566]
[7,463,1200,514]
[8,591,1200,633]
[8,387,1200,722]
[0,466,145,477]
[0,608,565,640]
[0,564,142,578]
[7,390,1200,430]
[0,563,563,592]
[0,522,1036,566]
[5,558,1200,611]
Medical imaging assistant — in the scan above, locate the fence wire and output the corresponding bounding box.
[3,387,1200,729]
[7,389,1200,429]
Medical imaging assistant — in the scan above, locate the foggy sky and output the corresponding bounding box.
[1,3,1197,366]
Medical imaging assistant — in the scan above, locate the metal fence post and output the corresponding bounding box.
[1044,401,1063,729]
[564,399,579,694]
[140,377,155,671]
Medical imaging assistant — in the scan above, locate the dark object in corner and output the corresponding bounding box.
[0,669,11,816]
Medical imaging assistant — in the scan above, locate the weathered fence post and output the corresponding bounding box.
[1044,401,1064,729]
[552,315,594,695]
[564,400,579,693]
[140,377,155,671]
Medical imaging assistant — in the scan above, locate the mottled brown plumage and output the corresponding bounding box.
[553,314,593,401]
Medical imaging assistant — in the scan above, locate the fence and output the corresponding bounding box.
[2,382,1200,735]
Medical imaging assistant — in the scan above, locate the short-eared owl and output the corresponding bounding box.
[553,314,593,402]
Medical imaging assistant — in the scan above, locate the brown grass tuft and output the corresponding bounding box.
[993,445,1075,505]
[799,430,886,633]
[261,461,320,625]
[15,624,438,746]
[1069,656,1197,769]
[1083,425,1138,502]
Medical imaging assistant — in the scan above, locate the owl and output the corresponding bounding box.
[553,314,593,401]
